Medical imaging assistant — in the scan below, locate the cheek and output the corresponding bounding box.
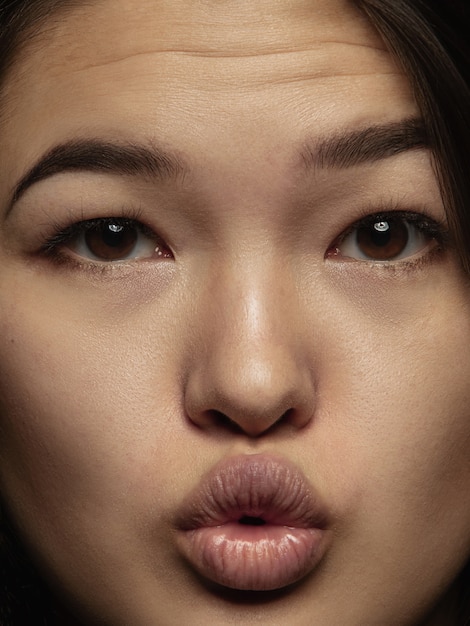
[0,290,184,538]
[310,287,470,579]
[289,281,470,617]
[0,306,198,618]
[308,264,470,477]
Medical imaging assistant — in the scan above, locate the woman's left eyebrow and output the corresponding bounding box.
[7,139,189,215]
[300,117,429,170]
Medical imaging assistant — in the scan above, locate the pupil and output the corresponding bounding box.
[371,222,391,247]
[85,222,138,260]
[374,221,390,233]
[103,224,126,248]
[357,219,409,260]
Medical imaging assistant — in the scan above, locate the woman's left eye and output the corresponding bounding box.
[326,212,442,263]
[43,218,173,263]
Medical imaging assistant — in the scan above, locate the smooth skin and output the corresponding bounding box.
[0,0,469,623]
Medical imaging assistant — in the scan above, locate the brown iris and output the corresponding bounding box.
[84,222,138,260]
[356,219,409,260]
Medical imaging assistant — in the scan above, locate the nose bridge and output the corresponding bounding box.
[216,264,284,387]
[184,256,315,436]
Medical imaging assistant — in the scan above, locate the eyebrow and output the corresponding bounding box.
[8,139,188,211]
[8,118,428,213]
[301,117,429,170]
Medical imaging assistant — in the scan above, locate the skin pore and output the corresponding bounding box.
[0,0,469,624]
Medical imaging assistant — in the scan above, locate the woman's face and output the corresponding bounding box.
[0,0,469,623]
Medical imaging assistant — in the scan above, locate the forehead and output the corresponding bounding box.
[32,0,386,58]
[6,0,407,94]
[1,0,417,178]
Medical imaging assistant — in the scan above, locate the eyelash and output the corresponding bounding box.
[42,217,149,250]
[339,210,444,239]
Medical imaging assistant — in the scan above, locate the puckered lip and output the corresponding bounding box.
[173,453,331,590]
[174,453,330,531]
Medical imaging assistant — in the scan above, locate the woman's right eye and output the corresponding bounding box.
[44,218,173,263]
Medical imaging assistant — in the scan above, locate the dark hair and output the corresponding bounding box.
[357,0,470,274]
[0,0,469,624]
[0,503,60,625]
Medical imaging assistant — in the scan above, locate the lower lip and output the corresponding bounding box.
[178,523,326,591]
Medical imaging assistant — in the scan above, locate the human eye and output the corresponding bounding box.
[325,211,447,264]
[41,217,173,264]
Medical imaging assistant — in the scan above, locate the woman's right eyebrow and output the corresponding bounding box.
[7,139,189,215]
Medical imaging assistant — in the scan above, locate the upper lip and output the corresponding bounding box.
[175,453,330,531]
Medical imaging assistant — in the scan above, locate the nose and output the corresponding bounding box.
[184,263,316,437]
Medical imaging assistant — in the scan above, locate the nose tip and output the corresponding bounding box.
[184,349,315,437]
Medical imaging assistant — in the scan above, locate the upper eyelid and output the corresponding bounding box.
[335,209,446,240]
[41,208,149,238]
[41,216,159,253]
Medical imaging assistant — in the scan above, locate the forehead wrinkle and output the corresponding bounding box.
[70,40,388,74]
[64,44,397,95]
[19,0,389,76]
[255,71,402,90]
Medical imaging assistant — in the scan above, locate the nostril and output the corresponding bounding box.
[238,516,266,526]
[204,408,299,437]
[212,410,245,434]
